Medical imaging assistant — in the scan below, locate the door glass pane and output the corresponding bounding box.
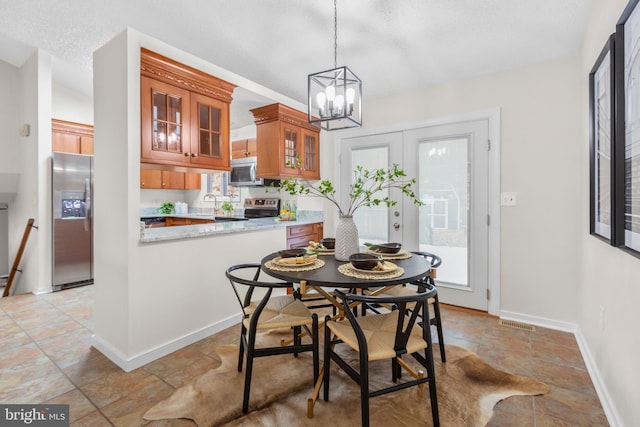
[305,134,316,171]
[200,104,210,130]
[210,133,221,157]
[351,147,389,244]
[284,128,297,168]
[167,124,181,152]
[153,122,167,150]
[210,108,220,132]
[168,96,181,124]
[200,130,211,156]
[153,92,167,121]
[418,138,468,286]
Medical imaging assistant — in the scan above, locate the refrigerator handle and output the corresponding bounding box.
[84,178,91,232]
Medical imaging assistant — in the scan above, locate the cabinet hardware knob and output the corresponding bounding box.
[184,152,190,157]
[191,153,198,157]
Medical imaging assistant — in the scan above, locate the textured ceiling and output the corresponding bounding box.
[0,0,592,128]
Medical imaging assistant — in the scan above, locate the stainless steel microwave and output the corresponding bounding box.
[229,157,279,187]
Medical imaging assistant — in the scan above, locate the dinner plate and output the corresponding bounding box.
[350,261,399,274]
[366,248,410,258]
[272,256,318,267]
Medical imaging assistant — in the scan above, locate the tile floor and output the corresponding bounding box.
[0,285,608,426]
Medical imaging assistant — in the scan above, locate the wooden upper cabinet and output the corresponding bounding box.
[231,138,257,159]
[140,48,236,171]
[140,168,201,190]
[52,119,94,155]
[250,103,320,180]
[184,172,202,190]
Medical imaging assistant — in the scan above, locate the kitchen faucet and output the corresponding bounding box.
[203,193,218,213]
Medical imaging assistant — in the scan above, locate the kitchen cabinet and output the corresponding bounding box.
[52,119,94,154]
[140,169,201,190]
[140,48,236,171]
[165,217,214,226]
[231,138,257,159]
[250,103,320,180]
[286,222,323,249]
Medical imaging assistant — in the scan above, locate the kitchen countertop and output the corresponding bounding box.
[139,210,323,243]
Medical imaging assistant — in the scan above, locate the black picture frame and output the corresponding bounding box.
[615,0,640,256]
[589,34,617,243]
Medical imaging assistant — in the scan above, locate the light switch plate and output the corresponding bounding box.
[501,192,517,206]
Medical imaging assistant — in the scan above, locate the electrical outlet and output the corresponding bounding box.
[501,192,517,206]
[599,306,605,331]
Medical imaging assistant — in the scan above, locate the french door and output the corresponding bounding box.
[340,118,493,311]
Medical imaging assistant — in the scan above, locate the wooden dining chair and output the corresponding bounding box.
[364,251,446,362]
[226,263,319,413]
[323,288,440,427]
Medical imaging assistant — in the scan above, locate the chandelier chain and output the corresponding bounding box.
[333,0,337,69]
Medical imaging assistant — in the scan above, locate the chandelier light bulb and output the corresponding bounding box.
[346,87,355,104]
[325,85,336,101]
[334,94,344,114]
[316,91,326,107]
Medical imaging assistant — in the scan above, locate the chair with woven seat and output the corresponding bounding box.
[365,251,446,362]
[226,263,319,413]
[323,288,440,427]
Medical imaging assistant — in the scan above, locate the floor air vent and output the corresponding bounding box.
[498,319,535,332]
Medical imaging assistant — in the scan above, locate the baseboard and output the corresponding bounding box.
[573,326,622,427]
[499,310,620,427]
[92,313,240,372]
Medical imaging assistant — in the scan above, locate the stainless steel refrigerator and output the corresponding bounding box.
[52,152,93,291]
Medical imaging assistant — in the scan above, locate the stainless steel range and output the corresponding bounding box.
[243,198,280,219]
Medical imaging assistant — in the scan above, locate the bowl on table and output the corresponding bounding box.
[376,243,402,254]
[279,248,307,258]
[349,253,380,270]
[320,238,335,249]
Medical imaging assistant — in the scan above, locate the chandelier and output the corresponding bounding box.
[308,0,362,131]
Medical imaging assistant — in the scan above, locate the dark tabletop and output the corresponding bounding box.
[260,252,431,289]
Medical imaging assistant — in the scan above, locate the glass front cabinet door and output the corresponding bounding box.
[140,48,235,171]
[141,77,192,165]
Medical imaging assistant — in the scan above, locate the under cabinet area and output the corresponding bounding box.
[231,138,257,159]
[140,169,201,190]
[286,222,323,249]
[250,103,320,180]
[140,48,236,171]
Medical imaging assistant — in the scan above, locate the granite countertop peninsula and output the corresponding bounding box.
[139,210,323,243]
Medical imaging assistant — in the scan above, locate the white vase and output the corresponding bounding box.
[334,215,360,261]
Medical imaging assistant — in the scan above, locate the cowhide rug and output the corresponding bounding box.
[144,333,548,427]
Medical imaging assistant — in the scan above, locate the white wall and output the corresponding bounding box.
[92,29,296,370]
[6,50,53,295]
[579,1,640,426]
[0,60,20,274]
[52,82,93,125]
[338,56,583,324]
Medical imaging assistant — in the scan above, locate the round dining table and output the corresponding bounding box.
[260,250,433,418]
[260,251,432,289]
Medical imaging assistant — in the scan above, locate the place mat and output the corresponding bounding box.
[365,248,412,260]
[264,258,325,272]
[271,256,318,267]
[306,246,335,256]
[338,263,405,280]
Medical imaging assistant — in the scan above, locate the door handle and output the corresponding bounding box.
[393,222,400,230]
